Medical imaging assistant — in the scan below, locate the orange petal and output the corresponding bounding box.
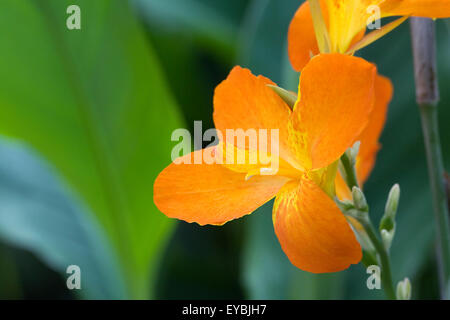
[356,75,393,185]
[273,176,362,273]
[335,74,393,200]
[288,1,321,72]
[383,0,450,18]
[335,172,352,200]
[154,147,289,226]
[289,53,376,170]
[213,66,300,169]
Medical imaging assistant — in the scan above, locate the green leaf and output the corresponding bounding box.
[0,0,184,298]
[0,137,126,299]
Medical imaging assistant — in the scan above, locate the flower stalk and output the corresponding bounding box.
[410,17,450,299]
[356,207,396,300]
[344,187,397,300]
[337,150,397,300]
[338,144,360,191]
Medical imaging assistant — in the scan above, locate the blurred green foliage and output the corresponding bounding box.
[0,0,449,299]
[0,0,184,299]
[0,139,126,299]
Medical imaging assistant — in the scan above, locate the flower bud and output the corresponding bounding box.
[396,278,412,300]
[379,184,400,232]
[385,184,400,220]
[338,143,360,190]
[335,197,354,213]
[381,228,395,251]
[352,186,368,212]
[346,141,360,165]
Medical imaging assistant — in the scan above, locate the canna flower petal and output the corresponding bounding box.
[288,1,322,72]
[154,147,290,226]
[288,53,376,170]
[273,176,362,273]
[335,171,352,200]
[336,74,393,199]
[356,75,393,184]
[213,66,300,168]
[382,0,450,18]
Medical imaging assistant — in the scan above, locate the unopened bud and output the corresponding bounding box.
[385,184,400,220]
[338,143,360,190]
[396,278,412,300]
[335,197,354,213]
[380,184,400,232]
[352,187,368,212]
[381,228,395,251]
[346,141,360,164]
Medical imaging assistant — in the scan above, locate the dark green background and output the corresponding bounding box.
[0,0,448,299]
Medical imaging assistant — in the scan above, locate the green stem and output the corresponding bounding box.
[339,151,396,299]
[359,217,396,300]
[339,152,359,190]
[411,18,450,298]
[419,104,450,295]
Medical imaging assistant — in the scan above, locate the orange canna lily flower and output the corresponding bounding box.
[289,0,450,71]
[154,54,380,273]
[288,1,399,198]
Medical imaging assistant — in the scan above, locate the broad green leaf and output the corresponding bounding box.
[0,0,184,298]
[0,137,126,299]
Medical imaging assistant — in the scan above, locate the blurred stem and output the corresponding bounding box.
[411,18,450,299]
